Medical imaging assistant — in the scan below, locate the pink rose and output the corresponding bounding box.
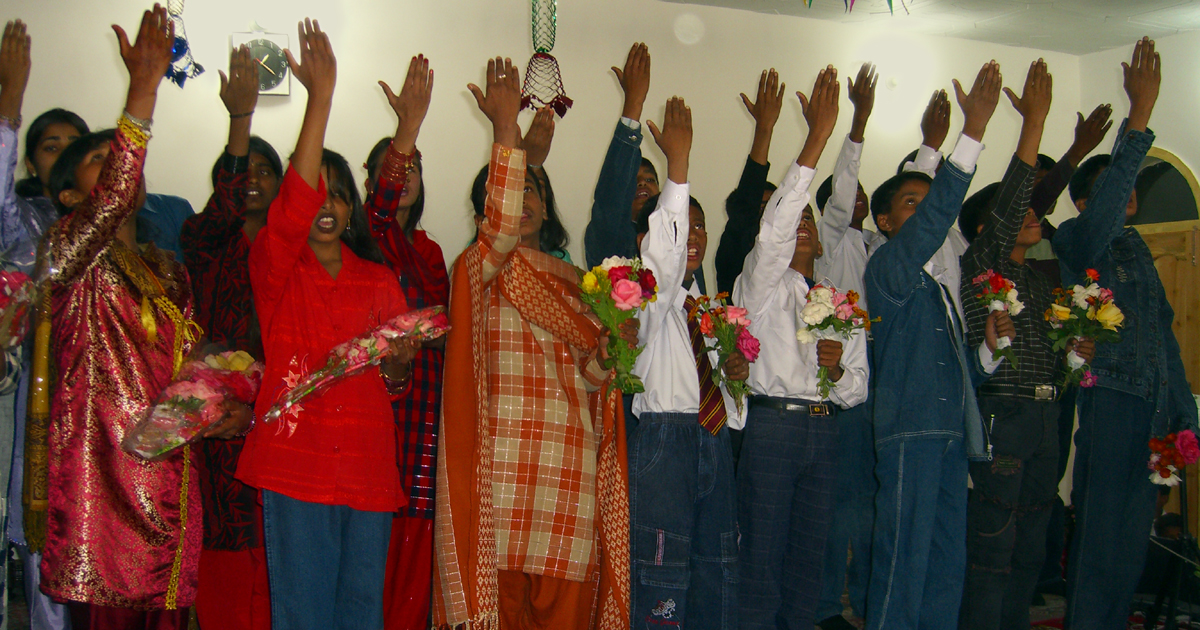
[835,303,855,321]
[374,334,390,352]
[1176,430,1200,465]
[725,306,749,326]
[831,291,847,307]
[1098,288,1113,303]
[611,278,644,311]
[736,328,760,362]
[607,266,632,284]
[1080,371,1097,388]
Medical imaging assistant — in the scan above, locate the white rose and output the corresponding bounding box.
[600,256,632,272]
[796,327,817,345]
[801,302,835,326]
[1006,290,1025,316]
[807,286,834,306]
[1070,285,1091,310]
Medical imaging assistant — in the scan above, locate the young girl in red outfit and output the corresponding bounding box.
[234,19,419,630]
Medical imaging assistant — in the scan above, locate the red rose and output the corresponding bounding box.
[638,268,657,297]
[989,274,1005,293]
[608,266,632,284]
[1086,269,1100,281]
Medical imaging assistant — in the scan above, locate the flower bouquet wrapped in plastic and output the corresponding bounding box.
[970,269,1024,366]
[687,293,760,413]
[1045,269,1122,387]
[262,306,450,434]
[122,350,265,459]
[796,285,874,399]
[578,256,657,393]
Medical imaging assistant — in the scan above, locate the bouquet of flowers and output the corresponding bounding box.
[262,306,450,434]
[970,269,1024,367]
[687,293,760,413]
[122,350,265,459]
[0,269,35,347]
[796,285,873,399]
[1148,429,1200,486]
[1045,269,1123,387]
[579,256,657,393]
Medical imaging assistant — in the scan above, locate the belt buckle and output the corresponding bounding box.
[1034,385,1054,401]
[808,404,830,417]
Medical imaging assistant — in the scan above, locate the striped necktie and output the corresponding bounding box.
[684,295,728,435]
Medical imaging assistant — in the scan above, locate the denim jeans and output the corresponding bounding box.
[815,401,876,621]
[261,490,393,630]
[1065,387,1160,630]
[738,402,840,630]
[867,438,968,630]
[629,412,738,630]
[961,396,1059,630]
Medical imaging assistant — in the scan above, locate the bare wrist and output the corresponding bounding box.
[666,159,689,186]
[621,99,645,122]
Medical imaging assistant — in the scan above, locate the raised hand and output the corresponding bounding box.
[953,60,1002,142]
[847,62,877,142]
[286,18,337,101]
[0,20,31,122]
[520,107,555,167]
[1004,59,1052,122]
[742,69,786,133]
[647,97,692,185]
[796,65,839,169]
[220,45,259,117]
[113,4,174,120]
[468,57,522,149]
[920,89,951,151]
[1123,37,1160,132]
[1066,103,1114,166]
[613,42,651,121]
[380,54,433,153]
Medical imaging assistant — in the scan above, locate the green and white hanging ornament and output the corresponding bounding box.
[521,0,573,116]
[165,0,204,87]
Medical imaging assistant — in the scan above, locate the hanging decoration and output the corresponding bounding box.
[521,0,573,117]
[165,0,204,87]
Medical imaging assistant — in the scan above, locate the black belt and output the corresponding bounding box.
[749,395,834,417]
[977,382,1061,402]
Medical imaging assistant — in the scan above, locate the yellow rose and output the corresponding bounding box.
[581,272,600,294]
[204,355,230,370]
[1094,301,1124,331]
[1049,303,1073,322]
[226,351,256,372]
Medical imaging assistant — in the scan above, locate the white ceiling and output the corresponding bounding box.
[658,0,1200,55]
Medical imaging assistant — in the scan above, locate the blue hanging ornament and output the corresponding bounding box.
[164,0,204,88]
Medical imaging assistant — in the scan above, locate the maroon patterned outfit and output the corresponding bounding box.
[368,146,448,629]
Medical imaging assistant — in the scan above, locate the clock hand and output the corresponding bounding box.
[256,57,278,77]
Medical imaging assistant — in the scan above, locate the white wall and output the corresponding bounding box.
[1081,30,1200,182]
[9,0,1083,273]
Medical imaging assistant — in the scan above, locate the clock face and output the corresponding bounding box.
[248,39,288,92]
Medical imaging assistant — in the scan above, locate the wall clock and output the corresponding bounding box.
[231,31,290,96]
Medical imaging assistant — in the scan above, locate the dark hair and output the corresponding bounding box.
[16,108,90,198]
[639,157,658,181]
[469,163,569,255]
[726,180,778,217]
[957,182,1001,244]
[208,136,282,189]
[321,149,386,265]
[870,171,933,224]
[1069,154,1111,203]
[896,149,944,176]
[636,193,704,237]
[365,137,425,235]
[1036,153,1057,173]
[49,129,115,214]
[814,175,841,213]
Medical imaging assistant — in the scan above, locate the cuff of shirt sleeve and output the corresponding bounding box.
[978,341,1003,374]
[221,152,250,174]
[912,144,941,172]
[620,117,641,130]
[948,135,984,174]
[660,179,689,205]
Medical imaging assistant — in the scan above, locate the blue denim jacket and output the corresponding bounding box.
[584,120,643,269]
[1052,124,1198,435]
[865,159,993,457]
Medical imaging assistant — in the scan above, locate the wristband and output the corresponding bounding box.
[229,111,254,119]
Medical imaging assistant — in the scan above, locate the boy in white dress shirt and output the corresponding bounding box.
[731,65,870,630]
[629,96,749,630]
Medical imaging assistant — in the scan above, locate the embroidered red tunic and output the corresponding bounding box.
[236,167,409,512]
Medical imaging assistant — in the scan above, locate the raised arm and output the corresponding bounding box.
[739,66,838,316]
[0,20,37,256]
[52,6,173,284]
[1053,38,1159,274]
[1029,104,1112,218]
[584,43,649,268]
[468,57,525,284]
[248,18,336,312]
[181,45,260,271]
[902,90,951,177]
[366,54,432,232]
[820,63,874,249]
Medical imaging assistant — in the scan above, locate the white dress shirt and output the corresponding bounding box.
[632,180,747,428]
[734,161,869,409]
[816,135,887,311]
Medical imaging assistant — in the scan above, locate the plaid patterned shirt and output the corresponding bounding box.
[479,144,608,581]
[961,155,1061,388]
